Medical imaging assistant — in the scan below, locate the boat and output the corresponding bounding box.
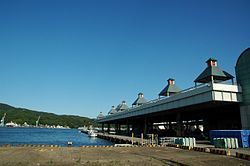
[5,121,18,127]
[78,126,88,134]
[88,130,97,137]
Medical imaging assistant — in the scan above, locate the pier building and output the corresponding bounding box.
[97,48,250,139]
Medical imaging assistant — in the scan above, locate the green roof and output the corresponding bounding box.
[108,106,117,115]
[132,93,147,106]
[159,84,181,96]
[97,112,104,119]
[194,66,234,83]
[116,101,129,112]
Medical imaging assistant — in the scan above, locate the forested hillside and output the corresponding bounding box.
[0,103,95,128]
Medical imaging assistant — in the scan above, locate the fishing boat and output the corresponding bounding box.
[88,129,97,137]
[5,121,18,127]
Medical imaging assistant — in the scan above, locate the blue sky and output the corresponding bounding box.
[0,0,249,118]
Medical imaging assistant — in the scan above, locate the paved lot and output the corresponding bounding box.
[0,146,249,166]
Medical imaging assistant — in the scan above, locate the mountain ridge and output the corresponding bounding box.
[0,103,95,128]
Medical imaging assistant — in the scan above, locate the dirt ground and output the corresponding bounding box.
[0,146,249,166]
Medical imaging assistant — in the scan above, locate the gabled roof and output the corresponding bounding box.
[194,60,234,83]
[132,93,147,106]
[159,84,181,96]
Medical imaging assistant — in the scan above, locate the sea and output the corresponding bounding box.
[0,127,113,147]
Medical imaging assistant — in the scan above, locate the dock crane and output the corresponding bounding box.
[36,116,40,127]
[0,113,6,127]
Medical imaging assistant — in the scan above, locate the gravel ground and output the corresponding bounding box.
[0,146,249,166]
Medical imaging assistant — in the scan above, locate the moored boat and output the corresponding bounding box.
[5,121,18,127]
[88,130,97,137]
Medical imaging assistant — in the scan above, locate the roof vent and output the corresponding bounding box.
[116,101,129,112]
[168,78,175,85]
[132,92,147,107]
[159,78,181,97]
[138,92,144,98]
[97,112,104,119]
[206,58,217,67]
[108,106,117,115]
[194,58,234,84]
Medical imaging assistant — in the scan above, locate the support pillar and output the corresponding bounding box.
[115,123,119,134]
[101,123,104,133]
[240,105,250,130]
[107,124,110,134]
[118,124,121,134]
[203,118,210,137]
[126,120,130,135]
[144,117,148,135]
[176,113,182,137]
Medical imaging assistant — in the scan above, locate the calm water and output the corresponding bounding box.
[0,127,113,147]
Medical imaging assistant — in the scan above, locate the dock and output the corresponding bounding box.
[97,133,155,145]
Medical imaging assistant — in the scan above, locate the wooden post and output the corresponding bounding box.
[141,133,144,146]
[132,132,134,145]
[152,134,154,145]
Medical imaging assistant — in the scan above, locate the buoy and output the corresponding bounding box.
[68,141,73,146]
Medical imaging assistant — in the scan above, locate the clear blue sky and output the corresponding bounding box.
[0,0,249,118]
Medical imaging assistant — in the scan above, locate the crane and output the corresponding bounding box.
[36,116,41,127]
[0,113,6,127]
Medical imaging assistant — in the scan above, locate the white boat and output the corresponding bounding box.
[88,130,97,137]
[5,121,18,127]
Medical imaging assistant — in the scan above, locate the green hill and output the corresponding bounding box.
[0,103,95,128]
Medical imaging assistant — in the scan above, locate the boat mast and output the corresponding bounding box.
[0,113,6,127]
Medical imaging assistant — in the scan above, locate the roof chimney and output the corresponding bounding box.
[159,78,181,97]
[168,78,175,85]
[138,92,144,98]
[132,92,147,107]
[108,106,116,115]
[194,58,234,84]
[97,112,104,119]
[206,58,217,67]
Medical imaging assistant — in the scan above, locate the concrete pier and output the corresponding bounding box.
[97,133,155,145]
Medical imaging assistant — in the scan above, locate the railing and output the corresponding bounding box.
[103,83,210,118]
[159,137,176,145]
[101,81,240,120]
[140,83,209,106]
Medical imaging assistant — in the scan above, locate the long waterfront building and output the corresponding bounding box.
[97,48,250,138]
